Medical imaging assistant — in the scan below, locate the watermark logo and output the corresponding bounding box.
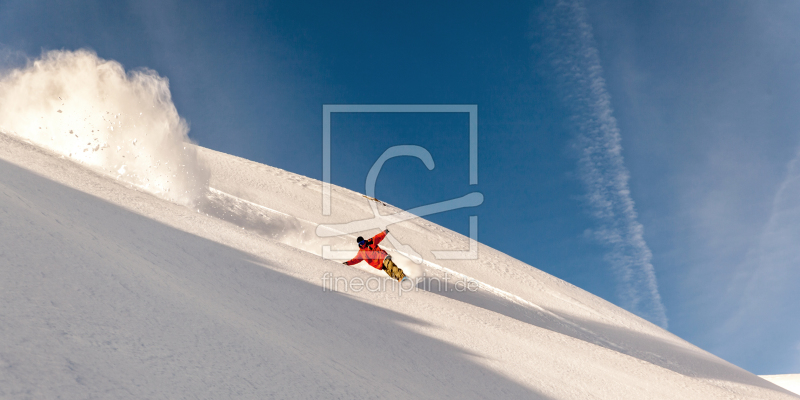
[321,271,480,296]
[316,105,482,262]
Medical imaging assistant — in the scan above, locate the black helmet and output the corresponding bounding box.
[356,236,364,243]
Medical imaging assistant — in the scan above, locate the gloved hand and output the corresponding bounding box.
[342,261,348,265]
[384,229,389,234]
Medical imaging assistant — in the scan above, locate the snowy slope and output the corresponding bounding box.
[762,375,800,396]
[1,132,798,399]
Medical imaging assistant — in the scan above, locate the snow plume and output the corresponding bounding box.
[542,0,667,327]
[0,49,209,206]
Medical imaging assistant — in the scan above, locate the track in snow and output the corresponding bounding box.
[204,187,627,353]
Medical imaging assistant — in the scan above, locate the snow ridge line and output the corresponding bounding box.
[209,187,622,350]
[208,187,535,304]
[398,249,623,351]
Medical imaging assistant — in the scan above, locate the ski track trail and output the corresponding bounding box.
[209,187,625,352]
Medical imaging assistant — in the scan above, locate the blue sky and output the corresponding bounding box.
[2,0,799,374]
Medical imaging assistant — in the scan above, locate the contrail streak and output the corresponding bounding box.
[543,0,668,327]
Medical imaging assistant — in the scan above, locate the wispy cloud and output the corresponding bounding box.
[542,0,668,327]
[720,146,800,370]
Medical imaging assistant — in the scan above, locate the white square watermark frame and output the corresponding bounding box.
[320,104,480,260]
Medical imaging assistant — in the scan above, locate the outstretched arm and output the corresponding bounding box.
[372,229,389,245]
[343,251,363,266]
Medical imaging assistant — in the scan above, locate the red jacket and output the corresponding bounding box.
[345,231,388,269]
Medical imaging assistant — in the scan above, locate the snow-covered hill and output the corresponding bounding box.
[1,132,798,399]
[762,375,800,396]
[1,50,797,399]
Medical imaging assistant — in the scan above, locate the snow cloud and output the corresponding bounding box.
[0,49,209,206]
[542,0,668,327]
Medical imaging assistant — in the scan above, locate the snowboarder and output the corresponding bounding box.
[342,229,406,282]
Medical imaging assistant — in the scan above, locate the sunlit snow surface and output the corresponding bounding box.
[1,50,798,399]
[762,375,800,396]
[1,133,798,399]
